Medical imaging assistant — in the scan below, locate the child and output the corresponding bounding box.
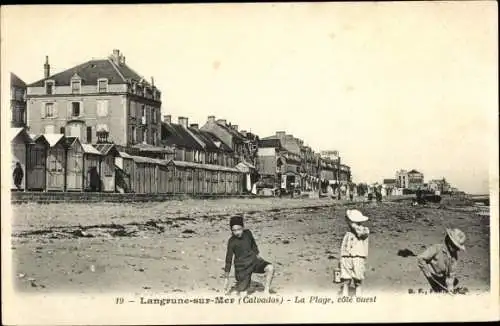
[417,228,466,293]
[340,209,370,296]
[223,215,274,296]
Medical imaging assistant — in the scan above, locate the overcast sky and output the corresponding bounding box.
[2,2,497,194]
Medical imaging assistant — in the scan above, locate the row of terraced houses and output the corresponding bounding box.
[10,49,351,194]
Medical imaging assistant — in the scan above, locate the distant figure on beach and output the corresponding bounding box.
[340,209,370,296]
[223,216,275,296]
[417,228,466,293]
[13,162,24,190]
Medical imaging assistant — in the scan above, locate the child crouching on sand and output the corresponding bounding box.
[223,215,274,296]
[417,228,466,294]
[340,209,370,296]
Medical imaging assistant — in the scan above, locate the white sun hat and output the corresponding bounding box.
[346,209,369,222]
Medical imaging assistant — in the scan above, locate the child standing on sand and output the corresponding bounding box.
[339,209,370,296]
[223,216,275,296]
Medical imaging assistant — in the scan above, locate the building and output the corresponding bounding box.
[161,115,235,166]
[26,49,162,147]
[200,116,258,166]
[396,169,424,190]
[11,73,27,127]
[428,178,451,193]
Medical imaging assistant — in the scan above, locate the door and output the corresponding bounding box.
[11,143,26,190]
[67,146,83,191]
[46,147,65,191]
[27,145,46,190]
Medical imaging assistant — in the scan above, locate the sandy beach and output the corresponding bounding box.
[10,197,490,295]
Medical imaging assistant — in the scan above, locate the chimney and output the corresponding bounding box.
[232,125,239,131]
[151,77,155,87]
[163,115,171,123]
[217,119,227,125]
[111,49,120,64]
[44,56,50,78]
[208,115,216,123]
[178,116,188,128]
[190,123,199,129]
[276,131,286,138]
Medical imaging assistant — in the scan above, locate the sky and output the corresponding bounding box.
[2,2,498,194]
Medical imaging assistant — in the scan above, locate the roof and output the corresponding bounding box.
[82,144,103,155]
[130,155,166,165]
[167,160,241,173]
[11,73,26,88]
[187,128,219,151]
[117,151,133,159]
[93,143,120,156]
[203,131,233,152]
[383,178,397,184]
[408,169,422,174]
[41,133,65,147]
[28,58,149,87]
[215,122,246,142]
[161,122,204,150]
[64,136,81,148]
[11,128,32,143]
[130,143,175,154]
[258,138,283,149]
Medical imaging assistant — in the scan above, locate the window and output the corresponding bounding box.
[151,108,156,123]
[60,127,65,135]
[45,81,54,95]
[72,102,80,117]
[15,89,24,101]
[142,129,148,144]
[45,125,55,134]
[98,79,108,93]
[132,126,137,143]
[97,100,108,117]
[130,101,136,117]
[86,127,92,143]
[71,81,81,94]
[141,105,146,118]
[152,130,157,145]
[44,103,55,118]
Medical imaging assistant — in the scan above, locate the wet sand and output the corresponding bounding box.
[10,198,490,295]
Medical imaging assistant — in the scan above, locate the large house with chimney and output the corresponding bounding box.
[26,49,162,147]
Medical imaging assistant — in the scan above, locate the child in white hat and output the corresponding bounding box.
[417,228,466,293]
[339,209,370,296]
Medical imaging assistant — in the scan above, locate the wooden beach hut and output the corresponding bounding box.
[26,134,49,191]
[94,143,119,192]
[10,128,33,191]
[82,144,103,191]
[115,151,135,193]
[41,134,66,192]
[64,137,84,191]
[130,155,158,194]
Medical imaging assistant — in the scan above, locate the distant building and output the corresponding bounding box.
[428,178,451,193]
[11,73,27,127]
[26,50,161,146]
[160,115,234,166]
[200,116,258,167]
[396,169,424,190]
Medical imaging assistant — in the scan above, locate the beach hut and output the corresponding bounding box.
[10,128,33,190]
[94,143,119,192]
[115,151,135,193]
[82,144,103,191]
[64,137,84,191]
[131,155,158,194]
[41,134,66,192]
[26,134,49,191]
